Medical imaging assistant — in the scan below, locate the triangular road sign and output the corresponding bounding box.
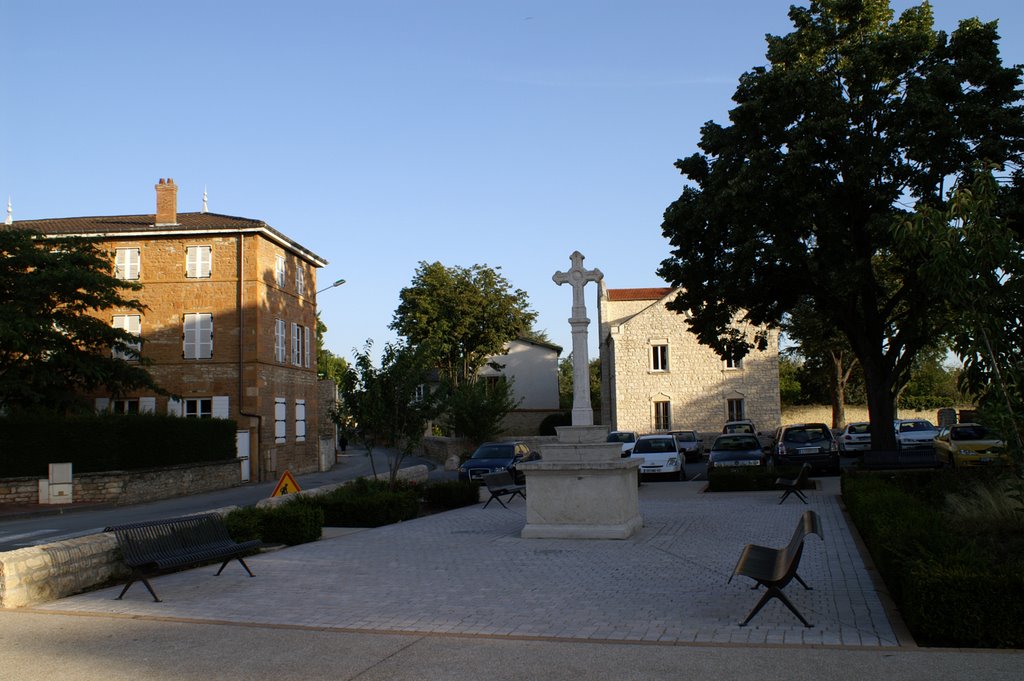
[271,470,301,497]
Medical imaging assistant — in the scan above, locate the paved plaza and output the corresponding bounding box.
[31,478,897,647]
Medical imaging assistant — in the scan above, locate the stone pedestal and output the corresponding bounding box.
[518,425,643,540]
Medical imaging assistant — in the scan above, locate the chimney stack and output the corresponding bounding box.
[155,178,178,225]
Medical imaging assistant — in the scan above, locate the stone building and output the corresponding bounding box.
[598,285,781,435]
[10,179,328,482]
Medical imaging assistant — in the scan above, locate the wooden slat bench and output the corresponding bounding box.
[729,509,824,627]
[775,463,813,504]
[105,513,262,602]
[482,470,526,509]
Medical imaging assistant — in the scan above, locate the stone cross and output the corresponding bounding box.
[553,251,603,426]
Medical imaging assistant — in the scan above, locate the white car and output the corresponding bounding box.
[838,422,871,454]
[630,434,684,480]
[606,430,639,457]
[895,419,939,452]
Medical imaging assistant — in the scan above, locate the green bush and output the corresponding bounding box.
[420,479,481,510]
[0,413,236,477]
[539,412,571,436]
[842,470,1024,647]
[317,478,420,527]
[259,498,324,545]
[224,506,264,543]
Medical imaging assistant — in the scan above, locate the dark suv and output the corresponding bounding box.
[771,423,840,474]
[458,441,539,484]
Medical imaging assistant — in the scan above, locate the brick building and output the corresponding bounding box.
[10,179,328,482]
[598,285,781,435]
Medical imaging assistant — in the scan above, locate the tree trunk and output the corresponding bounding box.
[829,351,847,429]
[862,362,898,451]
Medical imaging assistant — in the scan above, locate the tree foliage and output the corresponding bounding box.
[337,340,442,486]
[390,262,536,386]
[315,314,348,386]
[557,354,600,411]
[0,229,164,414]
[658,1,1024,449]
[442,377,519,447]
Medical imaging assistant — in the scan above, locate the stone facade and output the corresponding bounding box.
[11,179,328,482]
[599,285,781,435]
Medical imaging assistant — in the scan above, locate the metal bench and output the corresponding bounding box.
[482,470,526,509]
[105,513,262,602]
[775,463,812,504]
[729,509,824,627]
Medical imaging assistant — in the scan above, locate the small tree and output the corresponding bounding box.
[0,229,164,414]
[337,340,442,487]
[443,377,519,448]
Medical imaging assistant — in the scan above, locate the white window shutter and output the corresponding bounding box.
[95,397,110,413]
[212,396,230,419]
[295,399,306,441]
[304,326,310,368]
[139,396,156,414]
[167,398,183,417]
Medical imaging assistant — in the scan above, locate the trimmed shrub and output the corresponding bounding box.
[421,479,481,510]
[317,478,419,527]
[224,506,264,543]
[259,498,324,546]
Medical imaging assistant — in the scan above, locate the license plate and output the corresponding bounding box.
[797,448,819,455]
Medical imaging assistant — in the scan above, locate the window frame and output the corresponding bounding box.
[183,312,213,359]
[295,267,305,295]
[111,314,142,360]
[114,248,140,280]
[654,400,672,431]
[651,344,669,372]
[275,255,286,287]
[274,319,286,363]
[185,245,212,279]
[727,398,745,422]
[184,397,213,419]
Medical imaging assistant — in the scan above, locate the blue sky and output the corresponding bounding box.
[4,1,1023,363]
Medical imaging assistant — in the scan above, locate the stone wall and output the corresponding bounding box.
[779,405,958,428]
[0,532,127,608]
[0,460,242,506]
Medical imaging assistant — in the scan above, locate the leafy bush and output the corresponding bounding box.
[224,500,324,546]
[224,506,264,543]
[316,478,420,527]
[420,479,480,510]
[842,470,1024,647]
[539,412,571,436]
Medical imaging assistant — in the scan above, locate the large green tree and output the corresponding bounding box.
[390,262,537,386]
[0,229,163,414]
[658,1,1024,450]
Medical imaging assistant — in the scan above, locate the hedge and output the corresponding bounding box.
[0,413,237,477]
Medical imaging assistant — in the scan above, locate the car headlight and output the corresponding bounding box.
[668,458,679,467]
[958,449,974,456]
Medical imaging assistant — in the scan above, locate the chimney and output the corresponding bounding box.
[155,178,178,225]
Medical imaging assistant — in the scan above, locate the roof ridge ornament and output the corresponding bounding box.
[5,196,11,225]
[202,186,208,213]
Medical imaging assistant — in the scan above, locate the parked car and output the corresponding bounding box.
[706,434,770,476]
[895,418,940,452]
[837,422,871,455]
[723,419,757,435]
[458,441,538,484]
[630,434,684,480]
[669,430,703,463]
[933,423,1010,469]
[771,423,840,474]
[607,430,639,457]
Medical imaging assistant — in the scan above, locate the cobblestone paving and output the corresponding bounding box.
[35,480,899,647]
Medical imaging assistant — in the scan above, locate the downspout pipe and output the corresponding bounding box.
[237,232,264,481]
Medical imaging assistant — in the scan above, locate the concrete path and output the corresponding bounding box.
[3,478,1021,680]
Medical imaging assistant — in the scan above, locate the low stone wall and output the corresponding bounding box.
[779,405,961,428]
[0,460,242,507]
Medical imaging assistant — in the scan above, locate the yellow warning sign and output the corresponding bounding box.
[271,470,301,497]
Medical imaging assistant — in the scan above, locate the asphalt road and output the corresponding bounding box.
[0,448,449,552]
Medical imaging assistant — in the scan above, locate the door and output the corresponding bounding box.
[236,430,251,482]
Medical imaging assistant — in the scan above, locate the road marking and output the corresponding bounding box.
[1,527,106,549]
[0,529,57,543]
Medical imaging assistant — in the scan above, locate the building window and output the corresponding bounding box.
[275,319,286,362]
[275,398,286,443]
[186,245,212,278]
[111,399,139,414]
[414,384,426,403]
[291,323,301,365]
[725,352,743,370]
[183,313,213,359]
[304,325,311,368]
[654,401,672,431]
[651,344,669,372]
[184,398,213,418]
[111,314,141,360]
[276,255,286,287]
[727,398,745,421]
[296,268,305,295]
[295,399,306,442]
[115,248,140,280]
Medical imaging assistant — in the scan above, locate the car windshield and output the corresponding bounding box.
[607,432,635,443]
[673,432,697,442]
[952,425,993,440]
[470,444,513,459]
[848,423,870,434]
[724,423,754,433]
[783,426,831,443]
[633,438,676,453]
[713,435,759,451]
[899,420,935,432]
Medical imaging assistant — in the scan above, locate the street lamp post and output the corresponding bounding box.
[317,278,346,295]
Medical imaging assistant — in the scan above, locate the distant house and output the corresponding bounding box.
[9,179,328,482]
[479,337,562,433]
[598,285,781,435]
